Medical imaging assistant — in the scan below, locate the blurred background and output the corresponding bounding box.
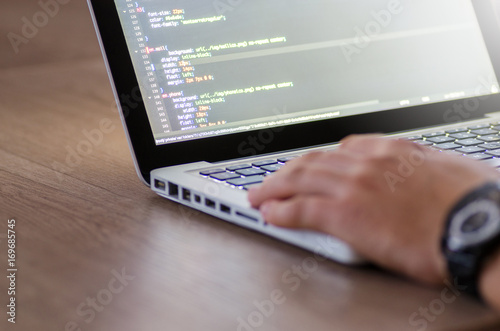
[1,1,101,69]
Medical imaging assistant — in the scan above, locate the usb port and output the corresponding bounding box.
[182,188,191,201]
[154,179,166,191]
[168,182,179,198]
[220,204,231,214]
[205,199,216,209]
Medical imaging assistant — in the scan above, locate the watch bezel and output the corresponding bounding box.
[448,199,500,251]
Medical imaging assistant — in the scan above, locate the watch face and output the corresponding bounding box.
[448,199,500,251]
[461,211,489,233]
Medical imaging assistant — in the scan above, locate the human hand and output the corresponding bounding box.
[248,135,500,284]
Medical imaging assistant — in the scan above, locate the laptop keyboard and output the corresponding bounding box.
[199,121,500,189]
[408,122,500,168]
[199,156,298,190]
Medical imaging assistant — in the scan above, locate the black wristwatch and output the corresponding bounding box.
[442,182,500,298]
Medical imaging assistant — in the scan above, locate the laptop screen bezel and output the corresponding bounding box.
[88,0,500,185]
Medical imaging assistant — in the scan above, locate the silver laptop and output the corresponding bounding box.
[88,0,500,264]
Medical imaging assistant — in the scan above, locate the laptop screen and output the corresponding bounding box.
[114,0,500,146]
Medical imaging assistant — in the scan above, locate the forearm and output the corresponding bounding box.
[479,247,500,311]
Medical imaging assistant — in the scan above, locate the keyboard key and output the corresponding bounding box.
[278,156,298,163]
[456,139,484,146]
[492,126,500,131]
[226,164,252,171]
[486,149,500,157]
[426,136,455,144]
[200,168,226,176]
[210,172,241,181]
[471,128,498,135]
[455,146,486,154]
[236,168,267,176]
[468,124,491,130]
[484,158,500,168]
[227,175,265,187]
[252,160,278,167]
[422,131,445,138]
[433,143,461,150]
[479,142,500,150]
[477,135,500,142]
[261,164,284,172]
[449,132,476,140]
[406,136,422,141]
[446,128,468,134]
[466,153,492,161]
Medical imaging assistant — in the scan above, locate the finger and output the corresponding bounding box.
[260,196,337,232]
[340,135,432,159]
[248,163,344,207]
[260,194,371,248]
[339,134,385,153]
[260,195,425,278]
[297,149,362,171]
[248,153,359,207]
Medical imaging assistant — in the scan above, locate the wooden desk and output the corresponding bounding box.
[1,1,500,330]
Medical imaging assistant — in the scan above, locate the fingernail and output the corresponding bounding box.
[260,203,270,218]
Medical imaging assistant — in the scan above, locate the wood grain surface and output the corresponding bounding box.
[1,1,500,330]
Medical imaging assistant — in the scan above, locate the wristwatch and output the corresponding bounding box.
[442,182,500,298]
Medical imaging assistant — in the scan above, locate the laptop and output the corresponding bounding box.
[87,0,500,264]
